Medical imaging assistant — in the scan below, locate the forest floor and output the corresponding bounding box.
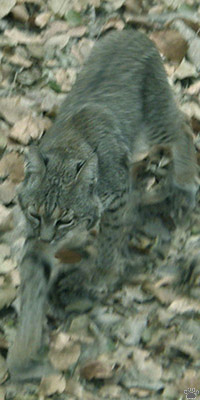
[0,0,200,399]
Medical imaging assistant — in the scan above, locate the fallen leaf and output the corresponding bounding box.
[0,245,10,263]
[39,374,66,396]
[80,360,113,380]
[102,17,125,32]
[49,333,81,371]
[0,259,16,275]
[35,12,51,28]
[0,152,24,183]
[0,180,17,205]
[181,102,200,121]
[169,297,200,314]
[0,0,16,19]
[99,384,122,398]
[150,30,188,63]
[48,0,72,17]
[65,378,84,398]
[186,80,200,95]
[0,97,31,125]
[0,205,13,231]
[67,26,87,38]
[8,53,32,68]
[106,0,126,10]
[44,33,70,50]
[55,68,76,92]
[174,58,198,80]
[0,355,7,384]
[55,248,82,263]
[0,386,5,399]
[9,115,51,144]
[11,4,29,22]
[4,28,42,45]
[129,388,151,397]
[0,286,17,310]
[133,347,162,381]
[71,38,94,64]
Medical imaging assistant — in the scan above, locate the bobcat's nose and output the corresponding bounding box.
[40,220,55,242]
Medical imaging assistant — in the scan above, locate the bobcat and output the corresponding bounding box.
[7,30,197,380]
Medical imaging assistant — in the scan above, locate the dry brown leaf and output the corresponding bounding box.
[55,248,82,263]
[71,38,94,64]
[39,374,66,397]
[174,58,198,80]
[55,68,76,92]
[125,0,144,13]
[49,333,81,371]
[181,102,200,121]
[48,0,72,16]
[148,4,164,14]
[0,355,7,385]
[0,244,10,264]
[169,297,200,314]
[0,286,17,310]
[106,0,126,10]
[0,180,17,205]
[44,33,70,49]
[67,26,87,38]
[187,80,200,95]
[0,386,5,399]
[42,21,69,41]
[0,205,13,231]
[167,332,200,360]
[0,0,16,19]
[80,360,113,380]
[143,282,177,305]
[102,17,125,32]
[0,97,31,125]
[129,388,151,397]
[99,384,122,398]
[133,348,162,381]
[9,115,51,145]
[0,259,16,275]
[11,4,29,22]
[35,12,51,28]
[65,378,84,398]
[150,30,188,63]
[8,268,20,287]
[4,28,42,45]
[0,152,24,183]
[8,53,32,68]
[179,369,200,392]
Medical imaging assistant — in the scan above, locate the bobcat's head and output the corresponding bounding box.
[18,143,101,247]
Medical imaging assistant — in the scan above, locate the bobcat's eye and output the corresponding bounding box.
[56,216,74,228]
[27,206,41,226]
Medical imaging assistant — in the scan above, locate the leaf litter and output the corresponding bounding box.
[0,0,199,399]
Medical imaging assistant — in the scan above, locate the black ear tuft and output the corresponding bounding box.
[76,160,85,175]
[76,153,98,187]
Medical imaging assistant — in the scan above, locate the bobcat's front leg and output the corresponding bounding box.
[7,239,53,380]
[93,200,129,294]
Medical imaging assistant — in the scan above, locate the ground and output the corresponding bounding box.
[0,0,200,399]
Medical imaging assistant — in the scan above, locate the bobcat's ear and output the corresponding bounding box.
[76,152,98,189]
[24,146,46,177]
